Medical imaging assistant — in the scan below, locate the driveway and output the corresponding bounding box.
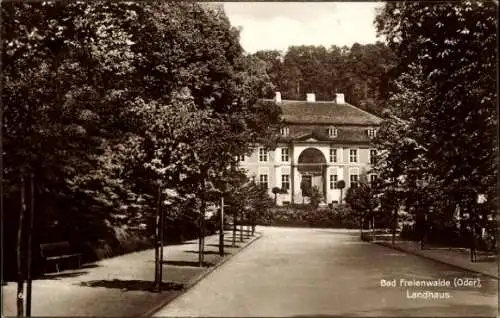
[153,226,498,317]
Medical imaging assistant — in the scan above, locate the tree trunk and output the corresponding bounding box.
[159,205,165,285]
[239,213,244,242]
[26,174,35,317]
[17,176,26,317]
[340,189,343,204]
[470,227,476,262]
[391,207,396,247]
[153,184,162,292]
[420,212,426,250]
[470,205,477,263]
[359,215,363,240]
[199,199,206,267]
[232,211,237,247]
[371,214,375,241]
[219,196,224,256]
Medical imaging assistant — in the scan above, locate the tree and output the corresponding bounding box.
[2,1,281,282]
[336,180,346,204]
[272,187,281,205]
[345,182,379,239]
[309,186,323,210]
[375,1,497,256]
[254,43,396,116]
[253,50,283,99]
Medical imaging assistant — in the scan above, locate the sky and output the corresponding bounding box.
[223,2,385,53]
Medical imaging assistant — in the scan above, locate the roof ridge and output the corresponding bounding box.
[264,99,340,103]
[341,102,382,121]
[283,100,335,103]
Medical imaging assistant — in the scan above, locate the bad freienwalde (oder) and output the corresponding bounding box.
[380,278,451,288]
[399,278,451,287]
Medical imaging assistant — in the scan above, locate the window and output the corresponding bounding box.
[259,148,268,162]
[280,127,289,136]
[368,129,377,138]
[349,149,358,163]
[370,149,377,165]
[237,155,245,162]
[370,174,377,184]
[329,174,338,189]
[350,174,359,188]
[281,174,290,190]
[329,148,337,163]
[328,128,338,137]
[281,148,289,162]
[259,174,268,189]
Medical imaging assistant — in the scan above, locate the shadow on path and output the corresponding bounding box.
[183,250,231,256]
[160,260,214,267]
[224,239,247,244]
[79,279,184,292]
[207,243,240,248]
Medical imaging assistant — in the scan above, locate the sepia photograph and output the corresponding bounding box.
[1,1,498,317]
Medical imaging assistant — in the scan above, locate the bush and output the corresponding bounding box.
[262,204,363,229]
[400,224,419,241]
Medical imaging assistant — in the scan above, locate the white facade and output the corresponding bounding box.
[238,142,376,205]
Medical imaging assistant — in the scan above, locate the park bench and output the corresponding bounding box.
[40,241,82,273]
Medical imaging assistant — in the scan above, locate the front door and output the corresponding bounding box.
[301,174,324,197]
[301,175,312,191]
[311,174,323,192]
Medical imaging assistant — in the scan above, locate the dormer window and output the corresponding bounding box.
[367,129,377,138]
[328,127,338,138]
[280,127,289,136]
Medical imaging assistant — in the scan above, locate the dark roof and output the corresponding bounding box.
[265,99,383,125]
[278,124,376,144]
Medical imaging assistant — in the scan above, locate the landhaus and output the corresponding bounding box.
[238,92,382,205]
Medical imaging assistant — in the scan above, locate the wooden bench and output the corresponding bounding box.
[40,241,82,273]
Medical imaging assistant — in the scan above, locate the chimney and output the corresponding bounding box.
[335,93,345,104]
[274,91,282,103]
[306,93,316,102]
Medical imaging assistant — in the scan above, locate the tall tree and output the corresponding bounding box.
[375,1,497,252]
[2,1,281,279]
[255,43,396,116]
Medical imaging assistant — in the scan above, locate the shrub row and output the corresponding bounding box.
[260,205,362,229]
[400,221,496,251]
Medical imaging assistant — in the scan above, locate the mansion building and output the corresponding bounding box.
[238,92,382,206]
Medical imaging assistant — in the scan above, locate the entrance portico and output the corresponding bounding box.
[294,147,327,203]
